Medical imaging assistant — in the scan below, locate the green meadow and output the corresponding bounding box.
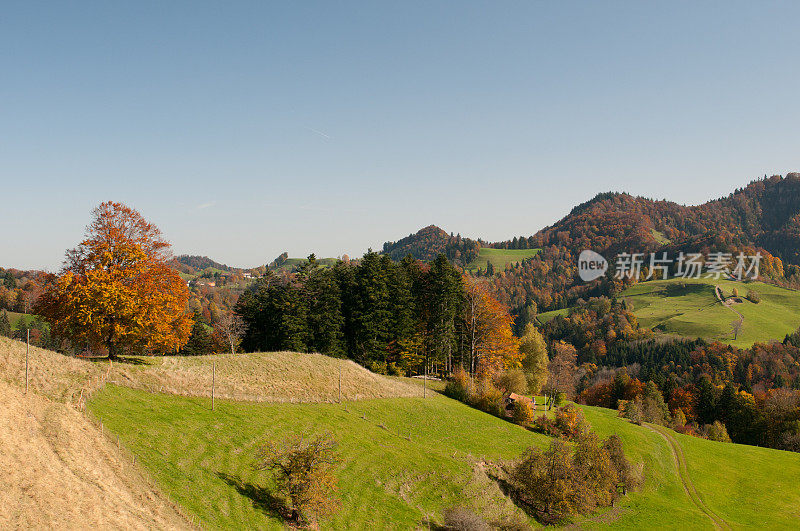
[87,378,800,529]
[466,248,540,274]
[89,385,547,529]
[623,278,800,347]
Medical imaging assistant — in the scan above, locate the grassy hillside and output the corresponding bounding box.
[536,308,568,324]
[579,405,800,529]
[89,386,543,529]
[88,386,800,529]
[0,336,104,404]
[8,337,800,528]
[0,380,189,529]
[0,337,422,405]
[111,351,423,403]
[466,248,540,274]
[0,337,190,529]
[623,278,800,347]
[4,311,38,329]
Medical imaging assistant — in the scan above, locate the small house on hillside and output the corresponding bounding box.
[504,393,534,415]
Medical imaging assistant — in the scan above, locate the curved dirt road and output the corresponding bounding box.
[645,424,730,530]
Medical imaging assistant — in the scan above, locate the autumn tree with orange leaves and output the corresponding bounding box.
[36,202,192,358]
[462,275,521,375]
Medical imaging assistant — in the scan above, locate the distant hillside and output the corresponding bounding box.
[537,277,800,348]
[382,225,480,268]
[173,255,237,272]
[530,174,800,267]
[268,254,340,272]
[488,174,800,314]
[623,277,800,348]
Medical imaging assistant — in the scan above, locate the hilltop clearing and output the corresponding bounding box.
[466,247,540,274]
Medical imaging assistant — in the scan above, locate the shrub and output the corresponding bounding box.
[554,391,567,407]
[512,399,535,425]
[779,431,800,453]
[746,290,761,304]
[472,376,505,417]
[602,434,639,494]
[573,432,616,510]
[623,398,643,425]
[554,403,589,440]
[442,506,490,531]
[511,439,579,524]
[253,432,340,524]
[640,381,671,426]
[532,414,560,437]
[671,408,687,429]
[703,421,732,443]
[445,366,472,403]
[510,433,633,524]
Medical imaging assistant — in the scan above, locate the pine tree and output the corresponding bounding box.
[181,317,212,355]
[0,309,11,337]
[305,267,344,356]
[697,377,718,425]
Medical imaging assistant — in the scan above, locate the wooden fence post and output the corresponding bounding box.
[25,328,30,394]
[338,367,342,404]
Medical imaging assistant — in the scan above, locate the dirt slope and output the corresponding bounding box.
[0,379,190,529]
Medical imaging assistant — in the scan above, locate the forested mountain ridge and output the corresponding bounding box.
[173,255,238,272]
[478,174,800,315]
[527,173,800,264]
[382,225,480,268]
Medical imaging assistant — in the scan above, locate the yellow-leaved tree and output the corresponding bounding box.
[462,275,521,375]
[37,201,192,358]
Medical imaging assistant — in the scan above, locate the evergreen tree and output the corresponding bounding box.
[181,317,212,355]
[697,377,718,425]
[426,254,462,372]
[305,266,344,356]
[3,271,15,289]
[0,309,11,337]
[351,251,393,364]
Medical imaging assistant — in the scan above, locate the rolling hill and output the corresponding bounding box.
[5,337,800,528]
[87,374,800,529]
[623,278,800,347]
[536,277,800,347]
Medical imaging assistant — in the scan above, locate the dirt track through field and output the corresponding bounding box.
[645,424,730,530]
[715,285,744,336]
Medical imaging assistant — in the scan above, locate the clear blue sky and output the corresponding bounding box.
[3,1,800,270]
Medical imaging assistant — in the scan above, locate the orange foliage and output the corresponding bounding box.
[463,275,523,374]
[37,202,192,357]
[463,275,521,375]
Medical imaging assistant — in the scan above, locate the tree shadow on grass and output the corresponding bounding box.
[84,355,151,365]
[216,472,288,520]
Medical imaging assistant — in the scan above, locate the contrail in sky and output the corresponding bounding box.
[307,127,331,139]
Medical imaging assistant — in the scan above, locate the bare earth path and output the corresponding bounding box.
[715,285,744,338]
[645,424,730,530]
